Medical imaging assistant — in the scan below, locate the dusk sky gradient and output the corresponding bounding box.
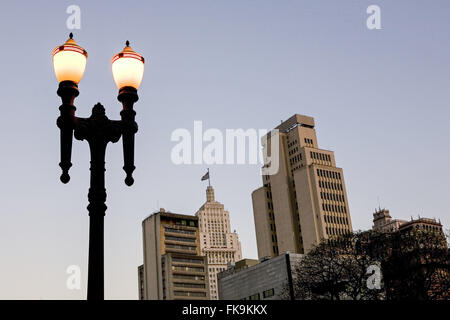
[0,0,449,299]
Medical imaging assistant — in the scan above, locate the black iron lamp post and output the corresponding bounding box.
[52,34,145,300]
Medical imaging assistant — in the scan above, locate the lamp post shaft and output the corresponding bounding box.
[73,104,121,300]
[86,140,107,300]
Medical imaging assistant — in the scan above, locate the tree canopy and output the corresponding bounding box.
[290,228,449,300]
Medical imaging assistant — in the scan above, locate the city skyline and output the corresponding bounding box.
[0,0,449,299]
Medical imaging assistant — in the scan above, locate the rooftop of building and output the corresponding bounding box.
[144,208,198,223]
[196,185,229,213]
[372,208,443,231]
[399,217,443,229]
[234,258,259,271]
[218,252,304,280]
[275,114,315,132]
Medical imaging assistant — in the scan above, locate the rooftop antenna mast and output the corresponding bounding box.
[208,168,211,187]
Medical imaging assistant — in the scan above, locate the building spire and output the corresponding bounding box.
[206,185,215,202]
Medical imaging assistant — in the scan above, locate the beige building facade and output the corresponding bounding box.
[372,207,444,235]
[252,114,353,258]
[372,208,406,232]
[140,210,210,300]
[195,186,242,300]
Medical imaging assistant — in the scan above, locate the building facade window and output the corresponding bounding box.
[263,288,275,298]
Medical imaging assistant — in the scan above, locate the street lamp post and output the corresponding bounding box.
[52,34,145,300]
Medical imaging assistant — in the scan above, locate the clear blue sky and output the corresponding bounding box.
[0,0,449,299]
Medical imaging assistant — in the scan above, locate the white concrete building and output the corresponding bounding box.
[195,185,242,300]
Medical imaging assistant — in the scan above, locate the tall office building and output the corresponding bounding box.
[195,185,242,300]
[252,114,353,258]
[140,209,210,300]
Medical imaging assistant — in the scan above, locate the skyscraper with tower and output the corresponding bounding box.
[196,173,242,300]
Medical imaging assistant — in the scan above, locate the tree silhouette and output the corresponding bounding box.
[289,229,449,300]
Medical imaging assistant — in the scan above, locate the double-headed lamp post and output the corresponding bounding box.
[52,33,145,300]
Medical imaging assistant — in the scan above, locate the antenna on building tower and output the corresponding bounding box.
[208,168,211,187]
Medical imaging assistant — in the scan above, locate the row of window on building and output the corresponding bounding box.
[317,168,341,180]
[165,243,197,251]
[165,227,195,235]
[165,235,196,243]
[207,252,235,264]
[174,291,206,297]
[243,288,275,300]
[271,234,278,243]
[290,163,304,174]
[172,274,205,281]
[172,265,204,272]
[265,192,278,251]
[288,146,299,156]
[289,153,302,165]
[322,203,347,214]
[310,151,331,163]
[320,191,345,203]
[209,266,226,273]
[173,282,205,289]
[319,179,343,191]
[173,219,196,227]
[326,226,349,236]
[269,223,277,232]
[324,214,349,225]
[287,139,298,149]
[272,245,279,255]
[172,257,203,264]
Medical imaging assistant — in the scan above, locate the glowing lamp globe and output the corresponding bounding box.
[52,33,88,84]
[111,41,145,90]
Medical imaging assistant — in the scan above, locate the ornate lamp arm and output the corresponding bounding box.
[118,86,139,186]
[56,80,79,183]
